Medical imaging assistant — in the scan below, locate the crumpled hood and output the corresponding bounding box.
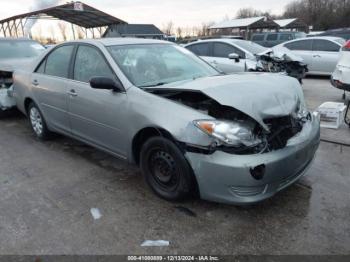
[147,73,305,130]
[0,58,37,72]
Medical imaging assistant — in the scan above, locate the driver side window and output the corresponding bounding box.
[73,45,115,83]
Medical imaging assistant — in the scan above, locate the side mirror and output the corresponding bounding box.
[228,53,240,63]
[90,77,124,92]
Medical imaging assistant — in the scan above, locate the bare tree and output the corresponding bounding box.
[236,8,274,19]
[75,26,85,39]
[58,22,68,41]
[176,27,183,38]
[199,22,215,36]
[283,0,350,30]
[163,21,174,35]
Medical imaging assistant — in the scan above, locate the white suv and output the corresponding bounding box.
[332,40,350,99]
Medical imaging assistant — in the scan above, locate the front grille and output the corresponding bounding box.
[264,116,303,150]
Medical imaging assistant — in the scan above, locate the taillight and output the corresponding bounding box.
[343,40,350,51]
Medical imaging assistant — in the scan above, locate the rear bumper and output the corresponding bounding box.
[185,113,320,205]
[331,65,350,92]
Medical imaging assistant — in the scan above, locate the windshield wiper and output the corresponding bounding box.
[139,82,168,88]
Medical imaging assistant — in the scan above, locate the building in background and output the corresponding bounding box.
[103,24,164,39]
[209,17,307,40]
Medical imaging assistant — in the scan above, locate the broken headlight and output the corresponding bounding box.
[194,120,262,147]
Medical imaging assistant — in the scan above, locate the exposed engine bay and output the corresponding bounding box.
[0,70,16,111]
[246,47,308,83]
[148,89,307,155]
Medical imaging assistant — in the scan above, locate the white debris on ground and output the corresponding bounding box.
[141,240,170,247]
[90,208,102,220]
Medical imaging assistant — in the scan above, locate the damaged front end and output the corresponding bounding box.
[0,70,16,112]
[146,87,310,155]
[247,47,308,83]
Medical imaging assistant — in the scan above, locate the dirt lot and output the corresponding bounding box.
[0,77,349,255]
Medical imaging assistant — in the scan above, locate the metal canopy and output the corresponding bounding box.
[0,1,126,38]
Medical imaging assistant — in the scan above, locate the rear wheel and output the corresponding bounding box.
[28,102,52,140]
[140,137,195,201]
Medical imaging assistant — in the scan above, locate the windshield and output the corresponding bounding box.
[107,44,219,87]
[0,40,45,59]
[233,40,267,55]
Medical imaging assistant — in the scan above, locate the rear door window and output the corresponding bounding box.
[266,34,278,41]
[279,34,293,41]
[186,43,210,56]
[252,35,264,41]
[284,40,313,51]
[213,42,245,59]
[312,40,340,52]
[44,45,74,78]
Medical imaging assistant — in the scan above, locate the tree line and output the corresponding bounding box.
[236,0,350,31]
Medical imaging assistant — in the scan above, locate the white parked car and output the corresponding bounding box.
[184,39,268,73]
[331,40,350,99]
[275,36,346,75]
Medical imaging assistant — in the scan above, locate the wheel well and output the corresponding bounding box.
[24,98,34,114]
[132,127,175,165]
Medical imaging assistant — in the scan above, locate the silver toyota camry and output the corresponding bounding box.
[13,38,320,205]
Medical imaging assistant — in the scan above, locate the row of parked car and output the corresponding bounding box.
[184,36,350,100]
[185,36,346,76]
[0,36,322,205]
[251,28,350,48]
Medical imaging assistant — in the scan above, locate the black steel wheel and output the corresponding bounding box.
[140,136,195,201]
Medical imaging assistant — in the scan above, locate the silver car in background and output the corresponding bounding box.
[13,38,320,205]
[184,39,268,73]
[275,36,346,75]
[0,38,45,116]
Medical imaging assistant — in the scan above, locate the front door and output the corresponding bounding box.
[211,42,246,73]
[67,44,128,157]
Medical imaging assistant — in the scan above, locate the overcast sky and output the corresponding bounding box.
[0,0,293,28]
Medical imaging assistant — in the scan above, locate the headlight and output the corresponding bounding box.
[193,120,262,147]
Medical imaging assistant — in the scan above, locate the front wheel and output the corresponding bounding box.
[140,137,195,201]
[28,102,52,140]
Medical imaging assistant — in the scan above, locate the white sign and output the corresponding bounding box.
[74,2,84,11]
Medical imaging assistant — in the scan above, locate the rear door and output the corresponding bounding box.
[67,44,128,157]
[211,42,246,73]
[31,44,75,133]
[284,39,313,70]
[311,39,341,74]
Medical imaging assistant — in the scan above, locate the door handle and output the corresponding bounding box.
[32,79,39,86]
[67,89,78,97]
[313,55,321,58]
[212,60,218,64]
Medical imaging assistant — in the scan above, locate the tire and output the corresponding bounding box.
[140,136,195,201]
[28,102,52,140]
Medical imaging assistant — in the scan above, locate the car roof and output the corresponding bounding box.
[185,38,251,45]
[252,32,301,35]
[0,37,38,42]
[289,36,344,42]
[61,38,172,47]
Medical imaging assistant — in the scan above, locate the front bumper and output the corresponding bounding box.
[185,113,320,205]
